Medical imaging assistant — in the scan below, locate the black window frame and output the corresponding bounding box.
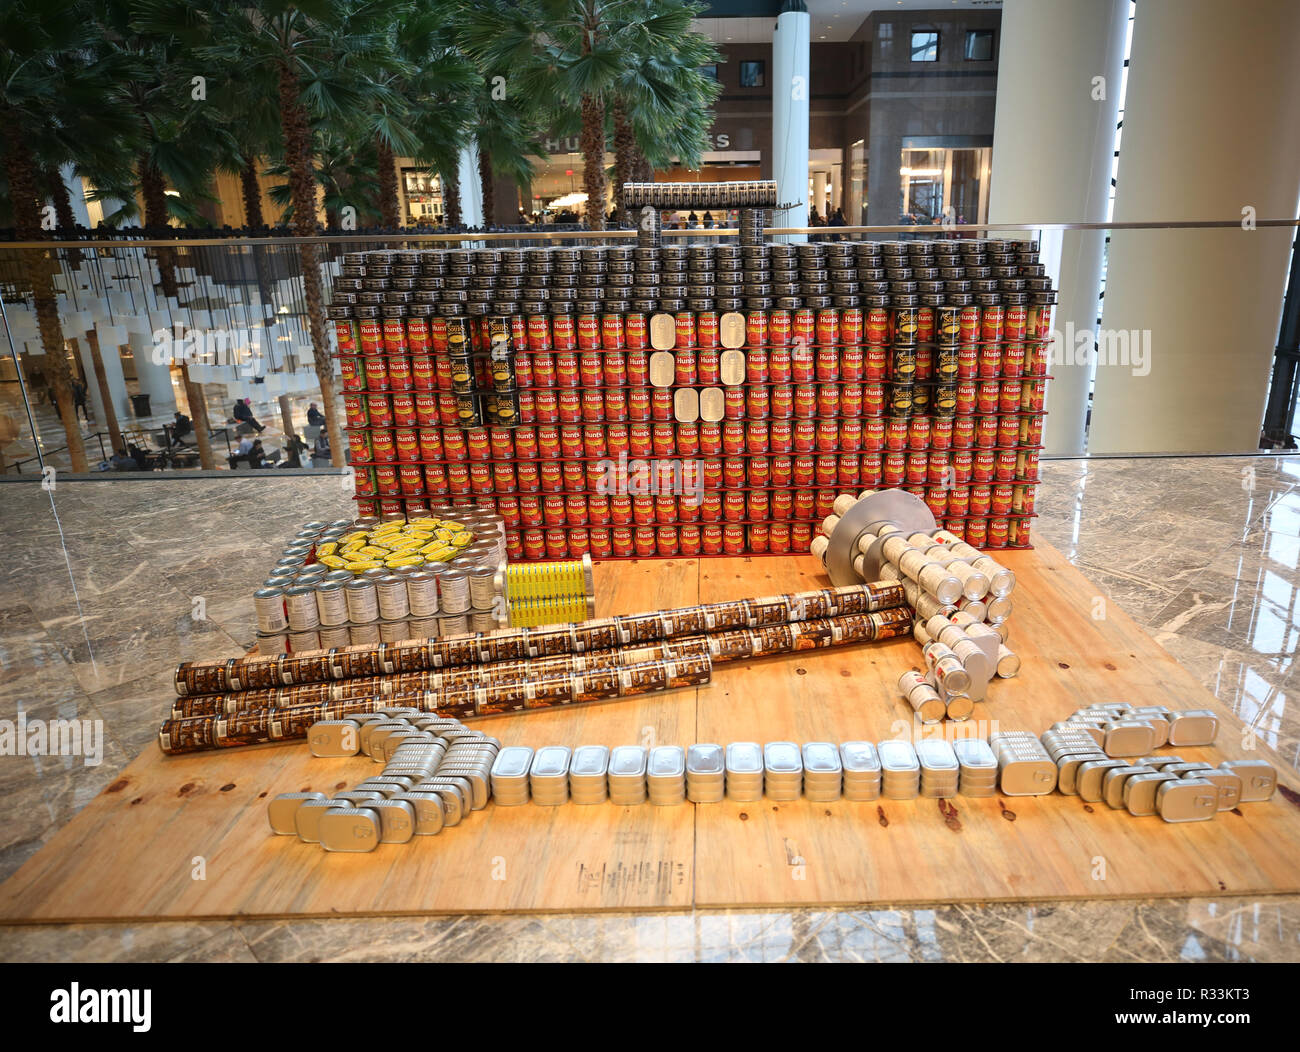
[910,29,939,63]
[738,59,765,88]
[964,29,995,62]
[699,63,720,82]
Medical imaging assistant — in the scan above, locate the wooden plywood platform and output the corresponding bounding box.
[2,542,1298,923]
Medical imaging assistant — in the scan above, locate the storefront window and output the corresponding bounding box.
[899,146,990,226]
[402,169,442,225]
[910,30,939,62]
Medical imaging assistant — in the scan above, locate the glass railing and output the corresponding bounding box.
[2,218,1296,477]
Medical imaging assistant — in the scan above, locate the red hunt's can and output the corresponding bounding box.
[793,454,815,487]
[863,418,886,451]
[793,384,817,419]
[583,425,608,458]
[562,461,586,491]
[866,304,889,344]
[947,486,970,517]
[815,419,839,452]
[864,346,888,381]
[1021,379,1047,412]
[957,345,978,380]
[748,455,771,487]
[986,517,1009,548]
[862,382,885,418]
[746,421,770,454]
[612,526,634,556]
[581,388,605,422]
[838,454,861,489]
[697,348,720,385]
[701,524,723,554]
[630,423,652,457]
[746,347,769,383]
[676,349,698,386]
[498,496,521,526]
[746,309,768,348]
[410,353,436,391]
[769,420,792,453]
[652,389,675,421]
[527,314,552,351]
[567,528,590,556]
[700,491,723,521]
[654,525,678,556]
[793,420,816,452]
[625,311,648,350]
[551,313,576,351]
[555,389,579,422]
[722,524,746,554]
[839,418,863,452]
[601,312,626,350]
[1002,343,1026,378]
[793,490,816,520]
[969,484,992,516]
[749,525,769,554]
[556,351,580,388]
[972,450,995,483]
[697,310,719,349]
[905,451,928,485]
[345,393,370,428]
[860,454,882,487]
[428,316,448,353]
[816,308,839,347]
[516,463,540,494]
[354,466,377,496]
[770,454,792,486]
[1018,449,1041,482]
[816,347,839,382]
[981,302,1005,343]
[975,381,999,414]
[769,522,791,553]
[723,388,745,420]
[770,309,792,346]
[1004,300,1028,342]
[359,314,383,356]
[925,486,948,517]
[363,355,390,392]
[587,493,611,524]
[723,492,746,521]
[885,416,909,451]
[927,452,950,485]
[578,352,602,387]
[975,415,998,448]
[748,384,772,419]
[769,383,793,419]
[340,354,364,392]
[991,483,1014,514]
[531,352,557,387]
[958,303,979,344]
[438,393,460,427]
[814,455,837,487]
[998,416,1020,448]
[610,494,633,525]
[493,463,518,492]
[791,342,814,382]
[634,526,656,556]
[387,354,413,391]
[627,387,650,421]
[908,415,931,450]
[814,490,837,517]
[841,347,864,381]
[999,380,1021,413]
[978,344,1001,378]
[577,312,600,350]
[369,429,396,463]
[841,307,863,346]
[914,346,933,382]
[768,346,791,382]
[565,494,589,525]
[675,311,697,347]
[374,464,400,495]
[883,451,905,485]
[680,523,702,555]
[470,462,493,494]
[546,528,568,559]
[412,393,439,428]
[791,523,813,549]
[653,424,676,457]
[447,462,471,494]
[626,351,649,385]
[489,426,515,459]
[415,431,441,463]
[588,526,612,557]
[465,425,490,460]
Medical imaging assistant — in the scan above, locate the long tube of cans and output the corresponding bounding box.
[159,606,912,755]
[331,203,1052,561]
[175,580,907,695]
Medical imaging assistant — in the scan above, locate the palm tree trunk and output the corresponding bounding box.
[612,101,635,227]
[85,330,123,454]
[477,148,494,226]
[42,166,85,267]
[579,93,607,231]
[632,144,654,183]
[375,137,400,228]
[2,119,88,472]
[240,160,266,228]
[441,169,461,227]
[280,63,344,468]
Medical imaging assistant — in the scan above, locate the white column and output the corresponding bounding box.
[772,3,811,237]
[458,143,484,229]
[128,330,178,416]
[987,0,1128,456]
[1089,0,1300,454]
[59,164,92,227]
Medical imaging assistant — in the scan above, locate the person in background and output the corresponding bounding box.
[687,211,699,228]
[248,438,266,469]
[232,396,264,433]
[830,207,846,227]
[169,410,192,447]
[235,433,255,458]
[109,447,135,471]
[312,428,331,466]
[306,402,326,428]
[284,432,309,468]
[72,378,90,422]
[703,211,716,229]
[808,207,823,227]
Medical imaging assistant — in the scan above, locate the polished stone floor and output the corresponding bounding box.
[0,455,1298,962]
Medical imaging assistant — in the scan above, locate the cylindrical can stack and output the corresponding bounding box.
[496,553,596,627]
[254,512,508,652]
[331,207,1050,559]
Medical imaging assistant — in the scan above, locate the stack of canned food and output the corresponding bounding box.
[329,210,1052,561]
[495,554,596,628]
[253,510,507,653]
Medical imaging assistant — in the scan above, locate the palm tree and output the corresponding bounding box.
[0,0,121,472]
[610,2,719,224]
[265,131,384,230]
[464,0,706,231]
[170,0,415,468]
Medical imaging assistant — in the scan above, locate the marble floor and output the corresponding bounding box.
[0,456,1298,962]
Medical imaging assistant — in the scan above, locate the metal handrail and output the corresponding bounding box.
[2,217,1298,250]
